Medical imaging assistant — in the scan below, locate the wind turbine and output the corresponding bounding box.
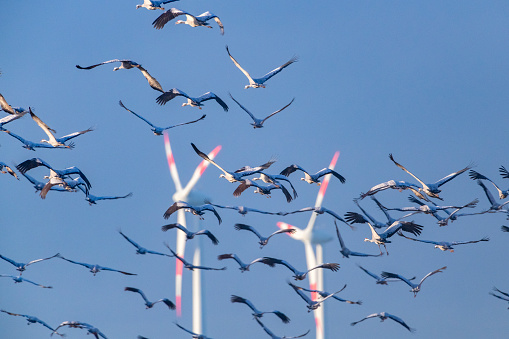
[163,131,221,335]
[277,151,339,339]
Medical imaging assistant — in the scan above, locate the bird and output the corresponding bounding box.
[57,255,136,276]
[81,191,133,205]
[206,203,281,216]
[39,169,74,199]
[165,244,226,271]
[217,253,271,272]
[191,142,275,183]
[234,223,296,248]
[0,252,59,275]
[29,108,93,148]
[398,232,489,252]
[226,45,297,89]
[0,274,52,288]
[2,128,74,151]
[1,310,64,336]
[124,287,176,310]
[298,284,362,305]
[18,171,75,194]
[0,93,27,115]
[389,153,473,200]
[490,287,509,308]
[281,206,355,229]
[233,179,293,203]
[334,220,382,258]
[287,281,343,312]
[156,88,228,111]
[359,179,429,201]
[0,162,18,179]
[136,0,179,10]
[350,312,415,332]
[119,100,206,135]
[500,165,509,179]
[405,195,480,226]
[231,295,290,323]
[153,8,224,35]
[174,322,213,339]
[162,223,219,245]
[280,164,346,185]
[344,199,387,229]
[469,169,508,199]
[260,257,339,280]
[381,266,447,297]
[378,195,478,218]
[475,180,509,213]
[163,201,222,224]
[229,93,294,128]
[52,321,108,339]
[252,172,298,199]
[0,111,28,128]
[356,264,416,285]
[76,60,164,93]
[118,229,172,256]
[254,317,309,339]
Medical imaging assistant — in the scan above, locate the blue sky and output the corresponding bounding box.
[1,1,509,338]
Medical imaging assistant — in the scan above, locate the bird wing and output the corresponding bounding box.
[261,98,295,124]
[288,281,313,304]
[380,271,414,288]
[75,59,128,70]
[344,211,369,224]
[28,108,57,141]
[0,93,15,114]
[119,100,156,128]
[417,266,446,288]
[137,66,164,93]
[320,208,353,229]
[254,318,277,338]
[490,292,509,302]
[125,287,150,304]
[234,223,262,239]
[357,265,382,281]
[385,313,414,332]
[334,221,348,251]
[195,230,219,245]
[280,164,305,177]
[501,226,509,232]
[190,143,230,177]
[315,168,346,183]
[350,313,379,326]
[162,114,206,131]
[56,127,94,143]
[159,299,176,310]
[395,221,423,236]
[152,8,190,29]
[0,163,18,179]
[255,56,298,84]
[450,237,489,246]
[284,329,311,339]
[493,287,509,298]
[276,183,294,203]
[156,88,189,105]
[195,92,229,111]
[0,111,27,126]
[398,232,439,245]
[163,201,188,219]
[230,295,257,313]
[218,253,245,267]
[118,230,142,250]
[0,254,21,268]
[86,193,132,201]
[194,12,224,35]
[309,263,340,274]
[499,165,509,179]
[434,164,472,187]
[388,153,427,188]
[204,204,222,224]
[59,257,94,270]
[233,180,252,197]
[15,158,52,174]
[229,93,257,122]
[267,228,296,240]
[174,322,198,336]
[97,264,137,275]
[26,253,60,266]
[226,45,255,84]
[477,180,497,206]
[161,222,188,234]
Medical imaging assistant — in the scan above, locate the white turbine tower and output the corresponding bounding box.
[163,132,221,334]
[277,151,339,339]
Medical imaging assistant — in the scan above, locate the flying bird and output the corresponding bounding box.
[119,100,206,135]
[381,266,447,297]
[153,8,224,35]
[252,172,298,199]
[163,201,222,224]
[52,321,108,339]
[162,223,219,245]
[475,180,509,213]
[165,244,226,271]
[350,312,415,332]
[260,257,339,280]
[359,179,429,201]
[0,252,59,275]
[281,206,355,229]
[0,162,18,179]
[81,191,133,205]
[299,284,362,305]
[124,287,176,310]
[226,45,297,89]
[1,310,64,336]
[469,169,508,199]
[334,221,382,258]
[0,275,52,288]
[156,88,228,111]
[0,93,27,115]
[233,179,293,203]
[229,93,294,128]
[231,295,290,323]
[2,129,74,151]
[356,264,415,285]
[490,287,509,308]
[378,195,478,217]
[118,229,172,256]
[207,203,281,216]
[389,153,472,200]
[234,223,296,248]
[280,164,346,185]
[287,281,343,312]
[136,0,179,10]
[254,318,309,339]
[398,232,489,252]
[57,255,136,276]
[217,254,271,272]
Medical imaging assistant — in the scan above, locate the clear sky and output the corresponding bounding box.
[1,1,509,338]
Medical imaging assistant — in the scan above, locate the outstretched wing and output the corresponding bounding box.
[76,59,130,70]
[156,88,189,105]
[226,45,255,84]
[196,92,229,111]
[256,56,298,84]
[153,8,190,29]
[137,66,164,93]
[261,97,294,124]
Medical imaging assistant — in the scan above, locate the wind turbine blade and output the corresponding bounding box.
[175,209,187,317]
[192,239,203,335]
[304,241,323,339]
[181,145,222,198]
[314,243,325,339]
[163,131,183,192]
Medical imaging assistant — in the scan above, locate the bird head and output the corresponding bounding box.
[136,4,142,9]
[175,20,185,25]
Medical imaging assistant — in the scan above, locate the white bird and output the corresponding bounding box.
[119,100,206,135]
[2,129,74,151]
[1,310,64,336]
[255,318,309,339]
[252,172,298,199]
[0,93,27,115]
[0,111,27,128]
[334,221,382,258]
[233,179,293,203]
[163,201,222,224]
[58,255,136,276]
[174,322,213,339]
[226,45,297,89]
[217,253,271,272]
[287,281,343,312]
[476,180,509,213]
[0,252,59,275]
[165,244,226,271]
[389,153,473,200]
[39,170,75,199]
[359,179,429,201]
[0,274,52,288]
[280,164,346,185]
[381,266,447,297]
[469,169,508,199]
[356,264,415,285]
[0,162,18,179]
[162,223,219,245]
[281,206,355,229]
[191,142,275,183]
[350,312,415,332]
[229,93,294,128]
[260,257,339,281]
[490,287,509,308]
[207,203,281,216]
[124,287,176,310]
[231,295,290,323]
[398,232,489,252]
[153,8,224,35]
[136,0,179,10]
[156,88,228,111]
[76,60,164,93]
[299,284,362,305]
[19,171,75,193]
[234,223,296,248]
[52,321,108,339]
[118,229,172,256]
